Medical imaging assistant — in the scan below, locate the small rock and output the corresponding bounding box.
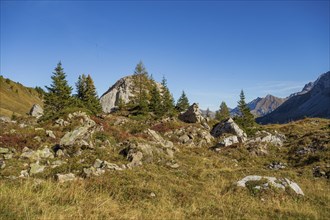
[150,192,156,197]
[29,162,45,175]
[29,104,44,119]
[3,153,12,160]
[46,130,56,139]
[19,170,29,178]
[0,159,6,169]
[0,147,9,154]
[93,159,103,168]
[56,173,76,183]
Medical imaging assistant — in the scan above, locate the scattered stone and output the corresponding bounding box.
[19,123,27,128]
[93,159,103,168]
[237,175,304,196]
[150,192,156,197]
[29,104,44,119]
[0,116,11,123]
[19,170,29,178]
[249,131,286,147]
[56,173,76,183]
[268,161,286,170]
[55,118,70,127]
[3,153,12,160]
[34,136,42,142]
[179,103,206,123]
[218,135,239,147]
[83,167,105,177]
[20,147,54,161]
[179,134,191,144]
[146,129,174,149]
[211,118,247,143]
[166,162,180,169]
[0,159,5,169]
[51,160,66,168]
[29,162,45,175]
[46,130,56,139]
[313,166,330,179]
[55,149,65,158]
[102,161,123,171]
[0,147,9,154]
[127,151,143,168]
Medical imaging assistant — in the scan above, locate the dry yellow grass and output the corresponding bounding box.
[0,76,43,117]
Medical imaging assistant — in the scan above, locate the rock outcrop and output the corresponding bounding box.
[29,104,44,119]
[100,76,135,113]
[237,175,304,196]
[211,118,247,142]
[179,103,206,124]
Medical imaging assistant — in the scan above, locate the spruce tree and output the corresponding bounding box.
[75,74,102,114]
[176,90,190,112]
[215,101,230,121]
[161,76,175,115]
[133,61,151,110]
[236,90,255,130]
[44,62,73,116]
[149,83,162,116]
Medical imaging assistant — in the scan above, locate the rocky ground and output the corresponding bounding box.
[0,104,329,219]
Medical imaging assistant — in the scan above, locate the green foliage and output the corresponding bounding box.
[43,62,73,118]
[160,76,175,116]
[35,86,45,98]
[215,101,230,121]
[176,90,190,112]
[75,74,102,114]
[149,83,162,116]
[235,90,255,134]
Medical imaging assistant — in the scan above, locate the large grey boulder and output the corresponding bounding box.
[237,175,304,196]
[146,129,174,149]
[211,118,247,142]
[29,104,44,119]
[100,76,135,113]
[179,103,208,126]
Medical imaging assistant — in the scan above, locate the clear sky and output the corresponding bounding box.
[1,0,329,110]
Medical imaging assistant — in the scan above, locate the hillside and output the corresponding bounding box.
[257,71,330,124]
[231,94,286,117]
[0,108,329,219]
[0,75,43,117]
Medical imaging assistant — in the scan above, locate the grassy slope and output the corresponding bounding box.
[0,117,329,219]
[0,76,43,117]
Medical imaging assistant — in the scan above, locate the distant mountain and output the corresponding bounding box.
[257,71,330,124]
[231,95,286,117]
[0,75,43,117]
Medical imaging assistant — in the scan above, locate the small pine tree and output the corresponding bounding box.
[176,90,190,112]
[75,74,102,114]
[161,76,175,115]
[215,101,230,121]
[236,90,255,132]
[44,62,73,117]
[149,83,162,116]
[133,61,151,110]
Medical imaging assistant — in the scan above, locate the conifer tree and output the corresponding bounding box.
[75,74,102,114]
[161,76,175,115]
[236,90,255,129]
[149,83,162,116]
[44,62,73,116]
[215,101,230,121]
[176,90,190,112]
[133,61,150,110]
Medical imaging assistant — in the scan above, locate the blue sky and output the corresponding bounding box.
[1,0,329,110]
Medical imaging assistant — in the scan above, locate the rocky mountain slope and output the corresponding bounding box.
[231,95,286,117]
[1,105,329,219]
[0,76,43,117]
[257,71,330,124]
